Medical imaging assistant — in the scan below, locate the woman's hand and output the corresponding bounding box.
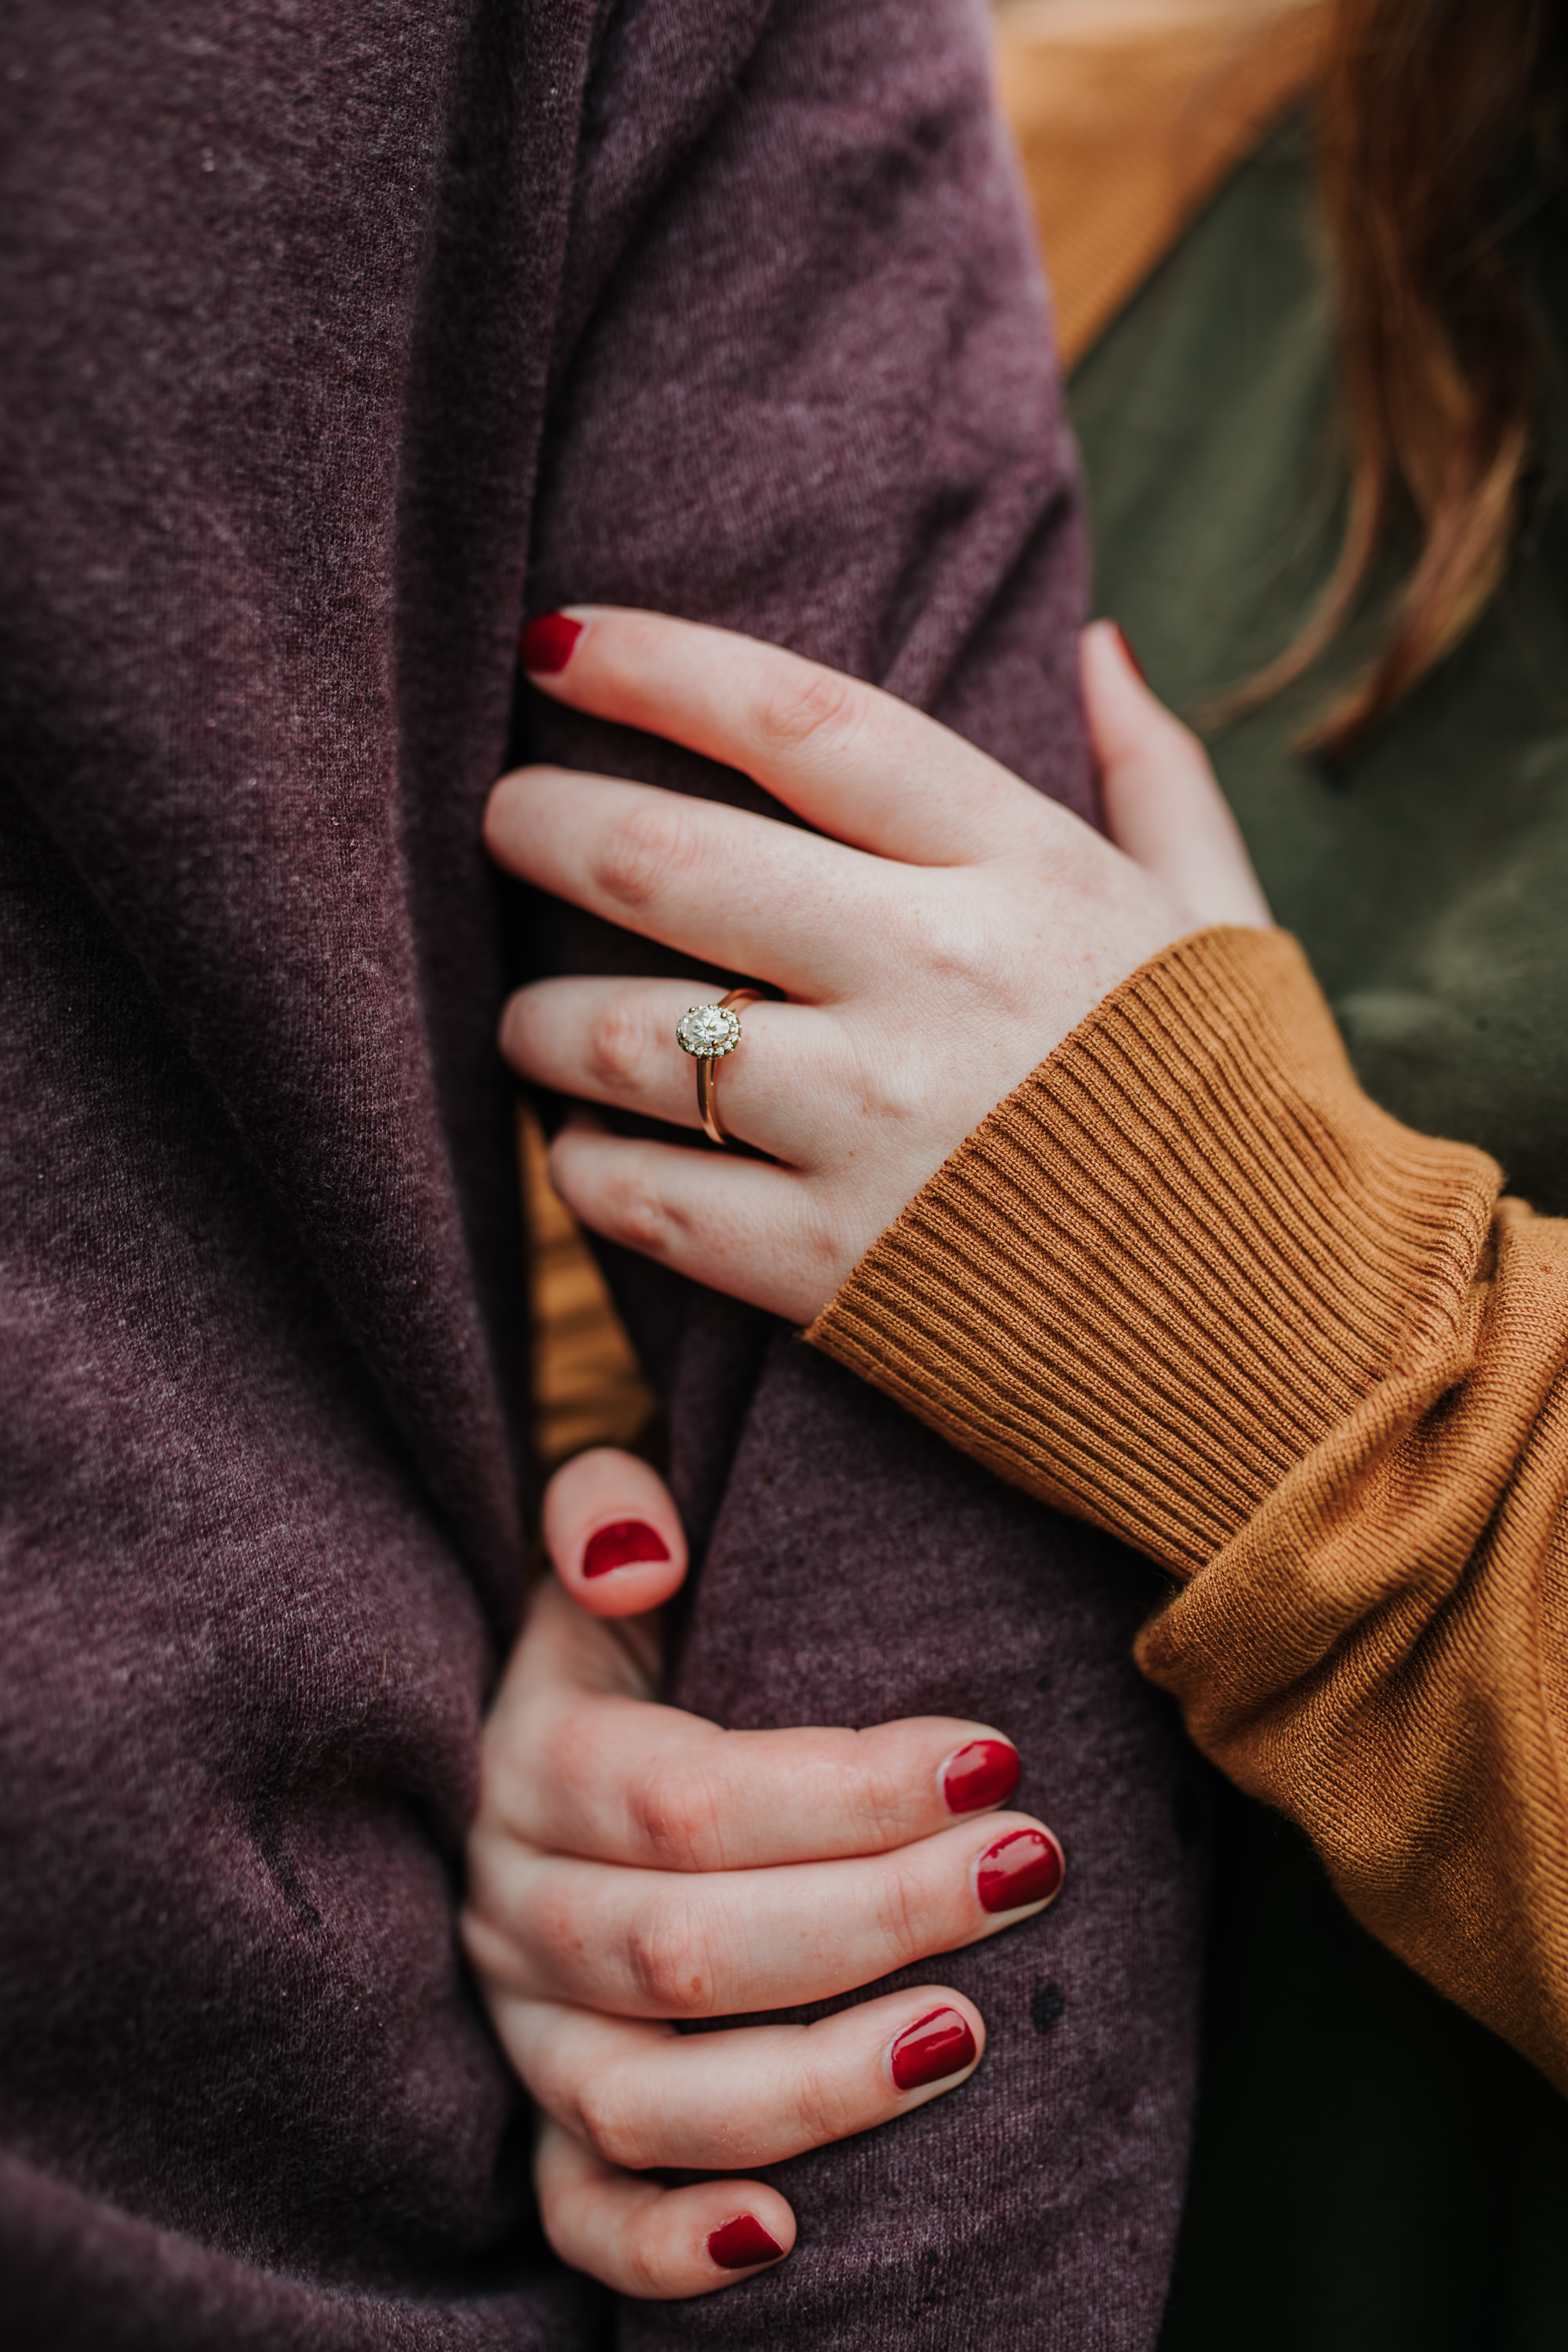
[463,1447,1064,2301]
[485,611,1269,1324]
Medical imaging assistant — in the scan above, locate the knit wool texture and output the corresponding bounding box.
[812,926,1568,2093]
[0,1,1204,2347]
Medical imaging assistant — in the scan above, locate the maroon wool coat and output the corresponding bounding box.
[0,2,1206,2344]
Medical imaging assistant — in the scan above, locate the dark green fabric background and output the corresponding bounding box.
[1070,117,1568,2350]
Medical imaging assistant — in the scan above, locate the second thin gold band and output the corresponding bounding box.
[680,988,761,1146]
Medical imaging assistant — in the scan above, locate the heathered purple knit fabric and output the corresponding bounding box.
[1,2,1203,2347]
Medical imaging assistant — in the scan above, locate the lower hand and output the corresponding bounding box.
[485,612,1269,1324]
[463,1448,1063,2300]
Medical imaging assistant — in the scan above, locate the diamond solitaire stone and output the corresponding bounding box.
[676,1001,742,1058]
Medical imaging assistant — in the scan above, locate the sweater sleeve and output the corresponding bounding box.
[808,924,1568,2092]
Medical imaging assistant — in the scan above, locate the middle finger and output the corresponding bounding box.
[485,767,906,996]
[464,1812,1065,2019]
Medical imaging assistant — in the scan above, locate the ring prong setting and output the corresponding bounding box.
[677,1003,743,1058]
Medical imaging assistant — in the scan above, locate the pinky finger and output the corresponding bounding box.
[535,2118,796,2298]
[549,1124,837,1326]
[542,1446,688,1620]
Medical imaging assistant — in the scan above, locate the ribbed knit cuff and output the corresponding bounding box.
[806,927,1501,1574]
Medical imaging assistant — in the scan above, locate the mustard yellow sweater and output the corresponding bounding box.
[808,927,1568,2093]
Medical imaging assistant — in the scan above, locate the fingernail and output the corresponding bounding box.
[519,612,583,673]
[942,1738,1021,1815]
[582,1519,670,1578]
[1112,621,1148,684]
[890,2005,978,2092]
[708,2214,785,2270]
[976,1827,1065,1915]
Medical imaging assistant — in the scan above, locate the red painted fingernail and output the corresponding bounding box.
[942,1739,1021,1815]
[708,2214,785,2270]
[581,1519,670,1578]
[976,1827,1065,1915]
[1112,622,1148,684]
[519,612,583,673]
[890,2005,978,2092]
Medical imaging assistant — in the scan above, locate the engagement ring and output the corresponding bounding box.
[676,989,760,1145]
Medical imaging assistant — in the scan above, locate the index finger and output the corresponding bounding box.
[518,604,1044,866]
[486,1582,1022,1870]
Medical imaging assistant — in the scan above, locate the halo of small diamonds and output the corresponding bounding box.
[676,1002,743,1058]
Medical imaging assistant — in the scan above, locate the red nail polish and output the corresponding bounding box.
[519,612,583,673]
[1112,622,1148,684]
[942,1739,1021,1815]
[890,2005,978,2092]
[708,2214,784,2270]
[976,1827,1065,1915]
[582,1519,670,1578]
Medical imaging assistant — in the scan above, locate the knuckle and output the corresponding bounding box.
[753,662,863,760]
[855,1759,917,1853]
[836,1041,927,1129]
[575,2072,656,2173]
[604,1166,677,1260]
[880,882,1004,1004]
[529,1884,597,1987]
[586,996,656,1099]
[593,800,695,913]
[785,2059,863,2150]
[628,1754,728,1873]
[924,903,1010,995]
[795,1189,855,1294]
[623,1893,718,2016]
[873,1858,935,1968]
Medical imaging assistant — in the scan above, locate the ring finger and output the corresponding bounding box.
[499,1985,985,2172]
[501,975,840,1162]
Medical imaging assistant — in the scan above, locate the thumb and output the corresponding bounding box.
[1080,620,1272,931]
[543,1445,688,1619]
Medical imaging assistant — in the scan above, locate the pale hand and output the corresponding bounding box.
[485,612,1269,1323]
[463,1447,1065,2300]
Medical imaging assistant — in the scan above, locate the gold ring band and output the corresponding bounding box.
[675,989,762,1146]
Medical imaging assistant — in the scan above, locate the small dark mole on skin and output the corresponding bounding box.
[1035,1671,1053,1694]
[1031,1980,1066,2035]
